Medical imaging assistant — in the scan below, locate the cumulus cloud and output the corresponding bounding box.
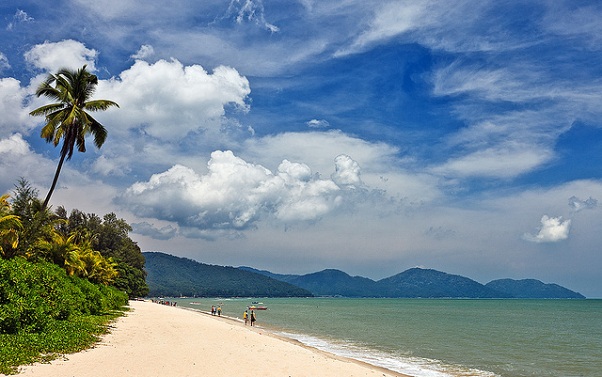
[119,150,356,237]
[97,59,250,141]
[24,40,97,72]
[331,154,362,187]
[0,134,54,192]
[131,44,155,60]
[307,119,330,128]
[523,215,571,243]
[0,78,36,137]
[568,196,598,213]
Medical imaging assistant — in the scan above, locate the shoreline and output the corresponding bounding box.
[15,300,408,377]
[178,305,407,376]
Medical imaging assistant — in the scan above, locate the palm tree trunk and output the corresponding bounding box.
[43,152,67,209]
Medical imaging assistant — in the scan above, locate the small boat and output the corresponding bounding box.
[248,305,268,310]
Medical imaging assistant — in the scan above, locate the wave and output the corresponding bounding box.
[276,331,498,377]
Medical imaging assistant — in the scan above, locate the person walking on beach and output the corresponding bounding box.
[250,310,256,326]
[217,306,222,316]
[211,305,216,315]
[243,310,248,325]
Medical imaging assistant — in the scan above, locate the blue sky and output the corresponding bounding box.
[1,0,601,297]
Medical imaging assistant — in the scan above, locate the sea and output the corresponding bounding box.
[168,297,602,377]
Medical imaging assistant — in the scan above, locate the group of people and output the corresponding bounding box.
[210,305,222,316]
[243,309,257,326]
[208,304,258,326]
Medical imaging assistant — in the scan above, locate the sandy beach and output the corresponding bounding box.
[16,300,406,377]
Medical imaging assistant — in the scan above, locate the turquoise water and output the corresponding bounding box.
[170,298,602,377]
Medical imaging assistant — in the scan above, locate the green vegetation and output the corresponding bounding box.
[29,65,119,209]
[0,180,147,374]
[0,66,143,374]
[144,252,312,297]
[0,258,127,374]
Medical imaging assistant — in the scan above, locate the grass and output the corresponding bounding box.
[0,308,127,375]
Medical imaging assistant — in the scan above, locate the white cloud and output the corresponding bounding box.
[331,154,362,188]
[0,78,36,137]
[336,1,429,56]
[225,0,279,32]
[24,39,97,72]
[120,150,348,236]
[97,59,250,141]
[431,142,553,179]
[242,130,441,205]
[523,215,571,243]
[0,133,30,155]
[131,45,155,60]
[0,134,55,195]
[307,119,330,128]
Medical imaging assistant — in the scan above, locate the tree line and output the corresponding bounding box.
[1,179,148,297]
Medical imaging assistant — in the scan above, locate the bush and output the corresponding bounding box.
[0,258,127,334]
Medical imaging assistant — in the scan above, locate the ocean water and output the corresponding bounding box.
[170,298,602,377]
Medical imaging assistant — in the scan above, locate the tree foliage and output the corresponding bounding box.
[2,179,148,297]
[29,65,119,209]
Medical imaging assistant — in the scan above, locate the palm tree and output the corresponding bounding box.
[0,194,22,258]
[29,65,119,209]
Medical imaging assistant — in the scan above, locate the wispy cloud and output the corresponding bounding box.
[568,196,598,213]
[225,0,279,32]
[7,9,33,31]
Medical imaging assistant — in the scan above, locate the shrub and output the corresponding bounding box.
[0,258,126,334]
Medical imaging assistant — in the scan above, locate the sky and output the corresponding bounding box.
[1,0,601,297]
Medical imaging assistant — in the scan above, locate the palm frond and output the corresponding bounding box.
[85,99,119,111]
[29,103,65,117]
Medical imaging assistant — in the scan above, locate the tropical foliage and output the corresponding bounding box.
[0,258,127,374]
[29,65,119,209]
[4,180,147,296]
[0,180,146,373]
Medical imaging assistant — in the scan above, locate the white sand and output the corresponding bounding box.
[16,300,406,377]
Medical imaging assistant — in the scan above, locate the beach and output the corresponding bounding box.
[16,300,404,377]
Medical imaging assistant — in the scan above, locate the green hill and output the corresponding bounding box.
[143,252,312,297]
[485,278,585,299]
[241,266,584,298]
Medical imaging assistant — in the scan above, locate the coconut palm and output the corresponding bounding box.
[0,194,22,258]
[29,65,119,209]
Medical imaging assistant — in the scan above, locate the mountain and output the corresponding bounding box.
[376,268,509,298]
[240,267,379,297]
[143,252,312,297]
[241,266,584,298]
[144,252,586,298]
[485,278,585,299]
[290,269,380,297]
[238,266,299,284]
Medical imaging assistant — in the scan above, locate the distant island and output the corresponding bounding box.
[144,252,585,299]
